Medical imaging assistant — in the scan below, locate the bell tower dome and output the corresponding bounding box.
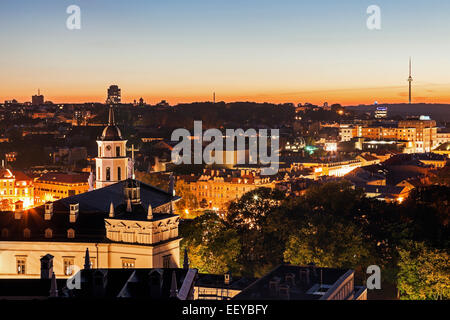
[95,106,128,189]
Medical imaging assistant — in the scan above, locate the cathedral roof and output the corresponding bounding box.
[0,179,180,243]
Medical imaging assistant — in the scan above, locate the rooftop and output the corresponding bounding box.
[233,264,359,300]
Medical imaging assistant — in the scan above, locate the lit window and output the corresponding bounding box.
[63,258,75,276]
[122,259,135,269]
[67,229,75,239]
[45,228,53,238]
[16,258,26,274]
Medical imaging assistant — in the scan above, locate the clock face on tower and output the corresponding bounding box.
[106,145,111,151]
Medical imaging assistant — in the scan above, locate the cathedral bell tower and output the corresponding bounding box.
[95,106,128,189]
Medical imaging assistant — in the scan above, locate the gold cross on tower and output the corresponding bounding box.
[127,144,140,179]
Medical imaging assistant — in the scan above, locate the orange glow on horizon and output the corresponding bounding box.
[3,83,450,106]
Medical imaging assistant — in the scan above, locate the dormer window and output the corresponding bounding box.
[23,228,31,239]
[45,228,53,239]
[67,229,75,239]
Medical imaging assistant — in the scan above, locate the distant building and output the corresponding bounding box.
[177,169,275,211]
[32,90,44,106]
[398,118,437,152]
[339,117,438,153]
[436,128,450,146]
[33,172,90,205]
[106,85,121,104]
[0,169,34,211]
[374,106,388,119]
[156,100,170,107]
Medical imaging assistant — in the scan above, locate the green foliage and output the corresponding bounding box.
[180,212,241,274]
[397,241,450,300]
[284,216,370,269]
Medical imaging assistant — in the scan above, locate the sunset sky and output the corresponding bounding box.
[1,0,450,105]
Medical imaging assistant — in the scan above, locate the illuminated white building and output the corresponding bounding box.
[96,107,129,189]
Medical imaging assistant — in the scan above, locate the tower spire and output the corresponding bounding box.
[183,248,189,269]
[84,248,91,270]
[108,105,115,125]
[408,57,413,104]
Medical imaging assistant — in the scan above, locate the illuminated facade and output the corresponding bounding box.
[374,106,388,119]
[0,169,34,211]
[34,172,90,206]
[339,117,438,153]
[177,169,275,211]
[292,156,380,179]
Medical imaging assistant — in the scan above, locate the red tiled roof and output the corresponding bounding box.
[0,169,32,181]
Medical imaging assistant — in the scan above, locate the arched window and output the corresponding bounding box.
[67,229,75,239]
[117,167,121,181]
[1,228,8,238]
[23,228,31,239]
[106,167,111,181]
[45,228,53,238]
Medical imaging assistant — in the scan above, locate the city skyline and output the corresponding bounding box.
[2,0,450,105]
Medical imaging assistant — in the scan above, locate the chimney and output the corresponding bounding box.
[147,204,153,220]
[69,203,79,223]
[224,272,232,285]
[109,202,115,218]
[45,202,53,220]
[40,254,54,280]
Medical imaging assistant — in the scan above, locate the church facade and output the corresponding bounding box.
[0,107,181,279]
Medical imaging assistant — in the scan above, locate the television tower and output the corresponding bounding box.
[408,57,413,104]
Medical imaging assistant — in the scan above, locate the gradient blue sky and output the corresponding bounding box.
[1,0,450,104]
